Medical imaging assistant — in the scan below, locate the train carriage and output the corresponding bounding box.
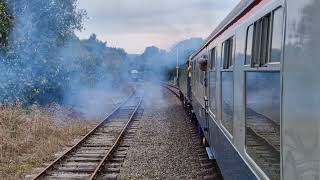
[178,0,320,179]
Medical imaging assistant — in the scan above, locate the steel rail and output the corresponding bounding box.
[161,84,180,99]
[32,93,135,180]
[89,97,143,179]
[247,127,280,154]
[161,82,180,90]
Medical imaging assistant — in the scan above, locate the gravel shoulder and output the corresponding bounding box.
[120,83,205,179]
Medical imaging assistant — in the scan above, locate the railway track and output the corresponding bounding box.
[92,108,144,179]
[246,108,280,180]
[161,82,180,98]
[246,127,280,180]
[163,82,223,180]
[31,93,143,180]
[247,108,280,151]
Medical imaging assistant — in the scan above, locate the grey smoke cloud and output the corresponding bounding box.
[76,0,240,53]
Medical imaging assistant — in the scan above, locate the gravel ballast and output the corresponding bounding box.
[120,83,219,179]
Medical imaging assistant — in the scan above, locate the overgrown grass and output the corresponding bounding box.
[0,104,96,179]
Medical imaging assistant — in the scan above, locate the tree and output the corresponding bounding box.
[0,0,86,105]
[135,38,204,81]
[0,0,11,49]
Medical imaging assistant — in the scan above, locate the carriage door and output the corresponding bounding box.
[204,64,209,140]
[207,47,217,116]
[196,54,208,139]
[205,48,216,141]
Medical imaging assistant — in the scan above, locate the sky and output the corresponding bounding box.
[76,0,240,54]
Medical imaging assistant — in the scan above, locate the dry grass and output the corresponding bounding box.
[0,104,96,179]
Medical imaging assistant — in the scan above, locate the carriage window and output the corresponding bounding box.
[249,8,283,67]
[245,72,280,180]
[192,61,197,91]
[222,37,234,69]
[252,20,260,66]
[195,62,199,93]
[221,38,234,135]
[245,25,254,65]
[209,48,216,114]
[210,48,216,70]
[221,72,233,135]
[251,13,271,67]
[270,8,283,63]
[192,62,194,86]
[260,14,271,65]
[256,14,270,66]
[197,55,207,86]
[200,69,204,85]
[196,61,199,85]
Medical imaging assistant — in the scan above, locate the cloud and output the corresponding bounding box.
[76,0,240,53]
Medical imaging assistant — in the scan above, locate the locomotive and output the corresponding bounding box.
[177,0,320,179]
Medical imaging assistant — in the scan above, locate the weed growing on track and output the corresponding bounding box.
[0,104,96,179]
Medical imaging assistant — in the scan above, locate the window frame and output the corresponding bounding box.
[252,14,272,67]
[210,48,216,70]
[222,37,235,70]
[208,47,217,117]
[244,71,281,180]
[245,25,254,65]
[220,36,235,137]
[192,61,196,92]
[243,6,284,180]
[269,7,284,63]
[245,7,283,68]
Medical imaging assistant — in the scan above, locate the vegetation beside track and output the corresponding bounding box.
[0,104,95,179]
